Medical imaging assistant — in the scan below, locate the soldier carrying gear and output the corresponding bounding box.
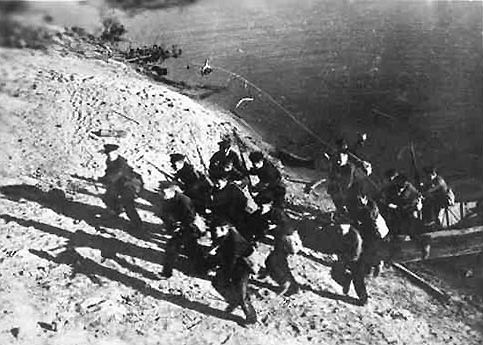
[159,183,206,278]
[351,188,389,277]
[421,166,452,226]
[327,149,356,215]
[221,159,249,188]
[209,173,249,233]
[209,219,257,324]
[99,144,144,232]
[331,223,369,306]
[209,137,246,179]
[170,153,212,213]
[248,151,286,208]
[261,204,301,296]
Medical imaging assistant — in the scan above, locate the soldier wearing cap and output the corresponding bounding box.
[334,223,369,306]
[209,173,248,232]
[248,151,286,208]
[170,153,212,213]
[209,219,257,324]
[327,147,355,215]
[421,166,450,226]
[209,137,245,179]
[261,202,301,296]
[99,144,144,232]
[159,183,206,278]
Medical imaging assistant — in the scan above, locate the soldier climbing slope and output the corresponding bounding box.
[327,149,356,215]
[331,223,369,306]
[170,153,212,213]
[209,137,246,179]
[260,201,302,296]
[159,183,206,278]
[421,166,453,227]
[209,219,258,324]
[248,151,286,208]
[98,144,144,234]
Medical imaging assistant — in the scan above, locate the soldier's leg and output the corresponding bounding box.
[161,234,182,278]
[183,232,207,274]
[351,261,368,305]
[121,194,142,230]
[232,262,257,323]
[102,185,121,214]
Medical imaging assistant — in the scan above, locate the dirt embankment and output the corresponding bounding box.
[0,27,482,345]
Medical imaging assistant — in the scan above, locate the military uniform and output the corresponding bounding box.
[100,154,143,230]
[334,225,368,305]
[173,161,212,213]
[161,191,205,277]
[421,174,449,224]
[211,225,257,324]
[327,158,356,213]
[211,182,248,229]
[264,208,299,295]
[209,148,245,179]
[249,158,286,208]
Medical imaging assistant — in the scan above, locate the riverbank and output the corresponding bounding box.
[0,23,482,345]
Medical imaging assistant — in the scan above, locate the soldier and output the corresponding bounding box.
[221,159,249,188]
[209,219,257,324]
[170,153,212,213]
[262,204,301,295]
[159,183,206,278]
[333,223,369,306]
[378,169,402,235]
[391,174,423,238]
[351,188,389,277]
[421,166,451,226]
[327,149,356,215]
[99,144,143,232]
[248,151,286,208]
[209,174,248,232]
[209,137,245,179]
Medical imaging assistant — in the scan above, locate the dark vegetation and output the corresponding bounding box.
[104,0,198,14]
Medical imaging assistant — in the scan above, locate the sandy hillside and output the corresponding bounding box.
[0,28,482,345]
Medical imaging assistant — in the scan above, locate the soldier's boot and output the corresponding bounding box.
[241,301,257,324]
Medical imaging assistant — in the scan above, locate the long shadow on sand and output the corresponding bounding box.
[30,248,245,325]
[0,184,159,240]
[70,174,162,214]
[1,214,244,323]
[250,280,361,306]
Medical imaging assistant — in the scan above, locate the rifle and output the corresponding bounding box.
[409,141,421,187]
[147,161,178,183]
[231,128,252,187]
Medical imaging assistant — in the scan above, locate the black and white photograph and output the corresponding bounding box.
[0,0,482,343]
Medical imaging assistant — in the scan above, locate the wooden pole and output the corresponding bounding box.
[392,262,450,303]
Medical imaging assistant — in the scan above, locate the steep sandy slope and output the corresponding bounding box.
[0,40,481,345]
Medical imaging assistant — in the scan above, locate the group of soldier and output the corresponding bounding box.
[324,135,453,305]
[98,137,299,324]
[96,132,452,324]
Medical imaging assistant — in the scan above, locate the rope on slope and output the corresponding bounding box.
[192,61,380,188]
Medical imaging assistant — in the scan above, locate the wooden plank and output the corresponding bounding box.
[387,225,483,263]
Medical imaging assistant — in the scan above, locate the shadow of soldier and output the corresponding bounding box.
[249,280,360,306]
[0,215,214,282]
[70,174,163,214]
[0,184,158,241]
[29,248,246,325]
